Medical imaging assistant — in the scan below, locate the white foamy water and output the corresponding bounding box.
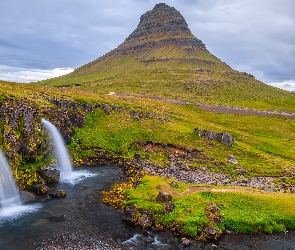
[0,203,41,225]
[59,170,97,186]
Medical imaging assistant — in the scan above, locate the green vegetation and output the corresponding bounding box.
[121,175,295,237]
[69,97,295,177]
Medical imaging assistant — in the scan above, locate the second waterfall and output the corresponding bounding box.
[42,118,73,180]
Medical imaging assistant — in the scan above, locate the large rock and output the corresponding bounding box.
[38,168,60,183]
[164,201,175,213]
[20,191,37,203]
[137,214,152,228]
[221,133,235,146]
[122,205,137,222]
[156,191,172,203]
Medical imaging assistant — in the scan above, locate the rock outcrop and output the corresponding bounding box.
[123,3,205,53]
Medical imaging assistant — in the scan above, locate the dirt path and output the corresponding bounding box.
[109,92,295,119]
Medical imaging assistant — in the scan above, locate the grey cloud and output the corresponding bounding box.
[0,0,294,84]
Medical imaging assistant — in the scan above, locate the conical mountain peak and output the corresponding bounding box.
[126,3,192,41]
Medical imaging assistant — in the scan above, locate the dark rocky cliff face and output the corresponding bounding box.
[118,3,205,54]
[126,3,193,40]
[0,97,91,172]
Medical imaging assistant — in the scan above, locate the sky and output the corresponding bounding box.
[0,0,294,91]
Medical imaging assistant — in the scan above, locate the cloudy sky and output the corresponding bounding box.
[0,0,294,90]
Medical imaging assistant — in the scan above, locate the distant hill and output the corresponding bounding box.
[37,3,295,110]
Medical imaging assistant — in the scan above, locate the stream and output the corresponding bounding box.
[0,165,294,250]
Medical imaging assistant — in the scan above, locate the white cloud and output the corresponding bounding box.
[267,80,295,92]
[0,65,74,83]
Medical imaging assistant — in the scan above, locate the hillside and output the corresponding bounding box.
[36,3,295,111]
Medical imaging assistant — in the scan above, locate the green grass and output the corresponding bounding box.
[123,175,295,237]
[68,96,295,177]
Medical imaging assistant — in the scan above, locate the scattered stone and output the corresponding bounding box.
[101,103,111,115]
[169,181,179,188]
[194,128,235,146]
[228,155,238,164]
[181,237,191,246]
[156,191,172,203]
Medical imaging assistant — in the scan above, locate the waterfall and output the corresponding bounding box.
[0,150,21,210]
[42,118,73,180]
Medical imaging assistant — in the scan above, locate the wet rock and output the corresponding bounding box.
[137,214,152,228]
[122,205,137,222]
[20,190,37,203]
[48,189,67,198]
[56,190,67,198]
[156,191,172,203]
[33,184,50,195]
[228,155,238,164]
[38,168,60,183]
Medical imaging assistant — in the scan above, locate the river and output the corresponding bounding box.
[0,165,294,250]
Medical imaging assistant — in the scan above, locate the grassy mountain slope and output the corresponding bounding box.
[35,3,295,110]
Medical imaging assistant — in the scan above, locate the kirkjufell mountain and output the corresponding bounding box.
[38,3,292,106]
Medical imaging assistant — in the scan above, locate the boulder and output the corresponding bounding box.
[20,191,37,203]
[156,191,172,203]
[221,133,235,146]
[122,205,137,222]
[164,201,175,213]
[137,214,152,228]
[38,168,60,183]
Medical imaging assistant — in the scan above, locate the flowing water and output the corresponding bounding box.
[42,118,91,184]
[0,165,294,249]
[0,150,40,223]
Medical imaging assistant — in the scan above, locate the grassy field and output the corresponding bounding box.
[121,175,295,238]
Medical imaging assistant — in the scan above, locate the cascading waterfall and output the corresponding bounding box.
[42,118,94,184]
[0,150,40,222]
[0,150,21,210]
[41,118,73,180]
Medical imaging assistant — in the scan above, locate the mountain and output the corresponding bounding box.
[37,3,295,109]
